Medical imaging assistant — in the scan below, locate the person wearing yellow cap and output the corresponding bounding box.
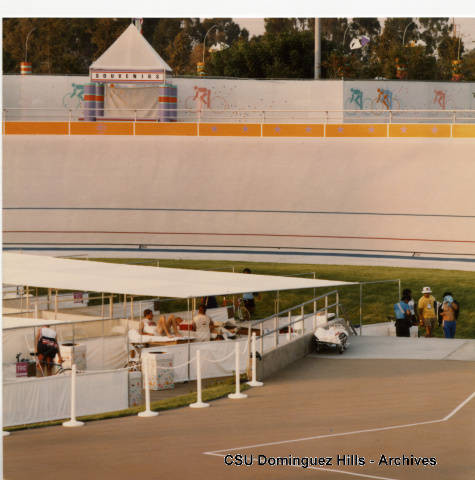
[417,287,437,337]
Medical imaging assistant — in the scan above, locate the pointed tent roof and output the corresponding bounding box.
[90,23,172,72]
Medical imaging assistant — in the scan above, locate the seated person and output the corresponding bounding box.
[139,309,184,339]
[139,309,158,336]
[36,325,64,376]
[157,314,184,338]
[192,305,215,342]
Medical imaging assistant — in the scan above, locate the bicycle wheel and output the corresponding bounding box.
[240,305,251,322]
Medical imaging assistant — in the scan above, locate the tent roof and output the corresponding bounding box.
[3,316,103,330]
[90,24,173,72]
[3,253,355,299]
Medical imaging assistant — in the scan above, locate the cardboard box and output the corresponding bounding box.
[60,343,87,371]
[128,371,143,407]
[142,351,174,391]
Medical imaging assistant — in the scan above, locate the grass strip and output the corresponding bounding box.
[5,376,249,432]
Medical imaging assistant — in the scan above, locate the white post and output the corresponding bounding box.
[336,292,340,317]
[287,311,291,341]
[313,299,317,330]
[247,333,263,387]
[138,356,159,417]
[34,303,39,319]
[325,295,328,319]
[301,306,305,334]
[274,314,278,347]
[190,350,209,408]
[63,364,85,427]
[109,295,113,319]
[228,342,247,399]
[54,289,58,320]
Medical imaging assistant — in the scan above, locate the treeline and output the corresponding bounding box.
[3,17,475,81]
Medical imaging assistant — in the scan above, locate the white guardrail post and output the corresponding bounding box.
[63,364,85,427]
[247,333,263,387]
[190,350,209,408]
[138,357,159,417]
[228,342,247,399]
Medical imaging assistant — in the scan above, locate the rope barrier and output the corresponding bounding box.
[148,356,196,370]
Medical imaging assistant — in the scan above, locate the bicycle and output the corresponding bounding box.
[234,297,251,322]
[29,352,72,376]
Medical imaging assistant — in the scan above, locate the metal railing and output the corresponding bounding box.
[247,290,346,353]
[3,106,475,125]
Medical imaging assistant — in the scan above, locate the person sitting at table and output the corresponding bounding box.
[157,314,184,338]
[192,305,215,342]
[35,325,64,376]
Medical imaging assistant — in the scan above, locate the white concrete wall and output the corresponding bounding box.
[3,75,343,122]
[5,75,475,120]
[3,135,475,265]
[343,80,475,122]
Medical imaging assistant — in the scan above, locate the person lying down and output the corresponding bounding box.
[139,310,184,338]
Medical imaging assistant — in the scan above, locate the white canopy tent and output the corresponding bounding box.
[3,253,355,298]
[90,24,172,73]
[89,24,174,120]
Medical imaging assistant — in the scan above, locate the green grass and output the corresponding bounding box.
[5,376,249,432]
[91,258,475,339]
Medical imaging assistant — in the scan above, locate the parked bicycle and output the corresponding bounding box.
[234,297,251,322]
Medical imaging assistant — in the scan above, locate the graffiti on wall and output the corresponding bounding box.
[185,86,230,111]
[62,83,85,110]
[346,86,403,115]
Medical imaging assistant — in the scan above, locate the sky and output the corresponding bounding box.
[236,18,475,46]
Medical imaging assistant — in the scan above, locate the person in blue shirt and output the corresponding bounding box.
[394,295,412,337]
[242,268,260,316]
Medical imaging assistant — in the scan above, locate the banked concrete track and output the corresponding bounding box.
[3,135,475,269]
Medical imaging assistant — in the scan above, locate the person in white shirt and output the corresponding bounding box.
[139,309,158,336]
[139,309,184,338]
[35,325,64,376]
[192,305,215,342]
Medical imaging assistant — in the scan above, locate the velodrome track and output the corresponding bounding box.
[3,135,475,269]
[4,355,475,480]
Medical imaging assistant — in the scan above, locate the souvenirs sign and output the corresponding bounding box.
[90,70,166,83]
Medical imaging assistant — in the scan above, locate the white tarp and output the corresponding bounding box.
[3,253,355,299]
[105,85,160,119]
[3,369,128,427]
[90,24,172,72]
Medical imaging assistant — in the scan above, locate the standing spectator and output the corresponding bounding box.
[242,268,260,316]
[438,292,459,339]
[201,295,218,309]
[417,287,437,337]
[394,295,412,337]
[402,288,417,325]
[193,305,215,342]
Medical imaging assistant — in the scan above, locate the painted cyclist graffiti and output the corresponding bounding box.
[62,83,85,110]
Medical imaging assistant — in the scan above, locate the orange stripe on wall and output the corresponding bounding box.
[70,122,134,135]
[452,124,475,138]
[199,123,261,137]
[326,124,387,137]
[263,124,324,137]
[389,124,450,137]
[135,123,197,136]
[83,95,95,101]
[158,96,177,103]
[5,122,69,135]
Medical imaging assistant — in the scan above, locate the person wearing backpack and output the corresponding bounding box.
[438,292,459,339]
[394,295,412,337]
